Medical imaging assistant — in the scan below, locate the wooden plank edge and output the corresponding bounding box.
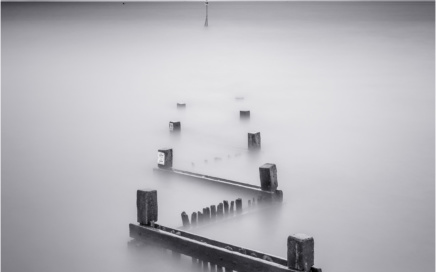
[129,223,295,272]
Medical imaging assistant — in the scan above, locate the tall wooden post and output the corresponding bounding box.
[157,148,173,169]
[259,163,278,192]
[137,190,158,225]
[287,234,314,271]
[248,132,261,150]
[204,1,209,27]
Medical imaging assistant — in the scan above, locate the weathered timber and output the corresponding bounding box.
[181,212,190,227]
[259,163,278,192]
[217,203,224,217]
[191,212,197,226]
[235,198,242,213]
[287,234,314,271]
[157,149,173,169]
[137,190,158,225]
[136,222,289,266]
[210,205,217,220]
[169,121,181,132]
[198,211,203,224]
[248,132,261,150]
[223,200,229,214]
[177,103,186,109]
[153,167,279,200]
[240,110,250,119]
[130,223,297,272]
[203,208,209,222]
[230,201,234,214]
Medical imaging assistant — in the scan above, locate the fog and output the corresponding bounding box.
[1,2,434,272]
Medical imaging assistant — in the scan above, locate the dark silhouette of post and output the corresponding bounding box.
[137,190,158,225]
[157,148,173,169]
[204,1,209,27]
[248,132,261,150]
[287,234,314,271]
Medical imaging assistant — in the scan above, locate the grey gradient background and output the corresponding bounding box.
[1,2,435,272]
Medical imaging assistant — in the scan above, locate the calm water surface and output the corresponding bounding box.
[2,2,434,272]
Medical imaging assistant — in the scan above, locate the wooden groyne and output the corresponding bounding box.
[154,148,283,202]
[181,196,268,228]
[129,190,322,272]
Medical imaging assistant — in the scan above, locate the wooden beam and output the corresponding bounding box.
[130,223,295,272]
[153,167,281,201]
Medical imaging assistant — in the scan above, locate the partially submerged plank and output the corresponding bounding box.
[153,167,277,199]
[130,223,294,272]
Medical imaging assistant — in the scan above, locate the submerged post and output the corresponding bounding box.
[235,198,242,213]
[169,121,181,132]
[240,110,250,120]
[157,148,173,169]
[248,132,261,150]
[211,205,217,220]
[259,163,278,192]
[204,1,209,27]
[287,234,314,271]
[203,207,211,222]
[217,203,224,217]
[137,190,158,225]
[191,212,197,226]
[223,200,229,214]
[177,103,186,109]
[181,212,190,227]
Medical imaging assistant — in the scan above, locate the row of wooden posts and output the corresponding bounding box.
[132,190,321,272]
[129,100,322,271]
[181,194,277,228]
[157,148,279,193]
[181,198,242,228]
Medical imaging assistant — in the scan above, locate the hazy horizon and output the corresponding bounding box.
[2,1,434,272]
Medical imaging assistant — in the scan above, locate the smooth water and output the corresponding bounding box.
[2,2,434,272]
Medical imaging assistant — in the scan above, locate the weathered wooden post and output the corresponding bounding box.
[287,234,315,272]
[198,211,203,224]
[157,148,173,169]
[203,208,210,222]
[177,103,186,109]
[275,190,284,202]
[235,198,242,213]
[223,200,229,214]
[259,163,278,192]
[229,201,234,214]
[181,211,190,227]
[248,132,261,150]
[191,212,197,226]
[240,110,250,119]
[217,203,224,217]
[210,205,217,220]
[137,190,158,225]
[169,121,181,132]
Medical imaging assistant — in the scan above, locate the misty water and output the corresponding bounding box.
[1,2,434,272]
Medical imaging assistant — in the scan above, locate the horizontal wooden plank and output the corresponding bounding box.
[152,222,288,266]
[153,167,274,197]
[130,223,295,272]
